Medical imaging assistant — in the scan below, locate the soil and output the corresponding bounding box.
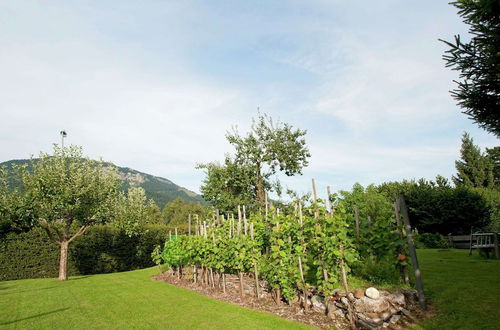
[151,268,431,329]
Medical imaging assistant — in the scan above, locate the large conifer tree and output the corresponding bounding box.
[453,132,494,188]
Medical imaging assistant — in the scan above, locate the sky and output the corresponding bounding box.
[0,0,498,199]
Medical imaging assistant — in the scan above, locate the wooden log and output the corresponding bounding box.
[398,195,427,310]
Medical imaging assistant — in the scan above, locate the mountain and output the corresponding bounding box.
[0,159,205,208]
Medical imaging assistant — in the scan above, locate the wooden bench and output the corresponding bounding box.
[469,233,500,259]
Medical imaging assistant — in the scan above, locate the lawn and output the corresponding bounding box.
[0,249,498,329]
[0,267,310,330]
[414,249,500,330]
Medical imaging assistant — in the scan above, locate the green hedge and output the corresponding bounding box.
[0,225,169,281]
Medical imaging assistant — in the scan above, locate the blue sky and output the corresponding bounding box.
[0,0,498,199]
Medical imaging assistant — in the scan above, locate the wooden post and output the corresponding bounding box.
[298,203,303,226]
[250,223,260,298]
[354,205,360,239]
[169,230,172,240]
[188,214,192,235]
[175,227,178,238]
[265,193,269,217]
[393,201,409,284]
[237,205,242,235]
[327,185,333,216]
[493,233,500,260]
[311,178,318,201]
[312,178,318,218]
[398,195,427,310]
[469,227,474,256]
[243,205,248,235]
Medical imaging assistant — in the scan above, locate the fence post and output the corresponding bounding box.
[398,194,427,310]
[493,233,500,260]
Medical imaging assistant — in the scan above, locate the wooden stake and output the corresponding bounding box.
[298,203,303,226]
[239,272,244,299]
[354,205,360,239]
[237,205,242,235]
[188,214,191,235]
[393,201,410,284]
[312,178,318,218]
[398,195,427,310]
[265,193,269,217]
[327,186,333,216]
[243,205,248,235]
[312,178,318,201]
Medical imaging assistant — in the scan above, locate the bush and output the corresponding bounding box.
[415,232,450,249]
[353,255,401,285]
[0,224,169,281]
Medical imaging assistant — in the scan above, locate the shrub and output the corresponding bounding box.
[415,232,450,249]
[353,255,401,286]
[0,224,169,281]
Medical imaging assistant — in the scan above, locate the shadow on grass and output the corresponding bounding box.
[68,275,91,281]
[0,308,70,326]
[0,286,59,296]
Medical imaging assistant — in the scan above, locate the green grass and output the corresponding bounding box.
[1,250,498,329]
[414,249,500,330]
[0,267,310,330]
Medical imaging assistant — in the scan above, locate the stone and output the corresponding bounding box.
[354,296,390,314]
[365,287,380,300]
[340,297,350,306]
[333,309,345,318]
[348,292,355,301]
[354,288,365,299]
[401,308,411,317]
[390,314,401,324]
[386,292,406,307]
[380,311,392,321]
[311,295,326,310]
[327,301,340,319]
[357,313,384,327]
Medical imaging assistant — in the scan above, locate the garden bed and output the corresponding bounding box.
[152,269,428,329]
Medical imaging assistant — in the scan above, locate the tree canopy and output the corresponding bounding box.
[10,145,121,280]
[440,0,500,136]
[198,114,310,210]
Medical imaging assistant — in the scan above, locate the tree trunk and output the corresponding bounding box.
[58,241,69,281]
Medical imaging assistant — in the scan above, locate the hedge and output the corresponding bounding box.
[0,225,169,281]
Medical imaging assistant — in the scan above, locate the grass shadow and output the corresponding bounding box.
[68,275,91,281]
[0,307,70,326]
[1,286,59,296]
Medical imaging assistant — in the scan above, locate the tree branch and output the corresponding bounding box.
[68,220,95,244]
[39,218,60,245]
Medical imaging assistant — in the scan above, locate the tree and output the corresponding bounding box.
[16,145,120,280]
[453,132,494,188]
[112,187,162,236]
[486,146,500,186]
[440,0,500,136]
[161,198,208,226]
[197,156,255,212]
[225,114,310,206]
